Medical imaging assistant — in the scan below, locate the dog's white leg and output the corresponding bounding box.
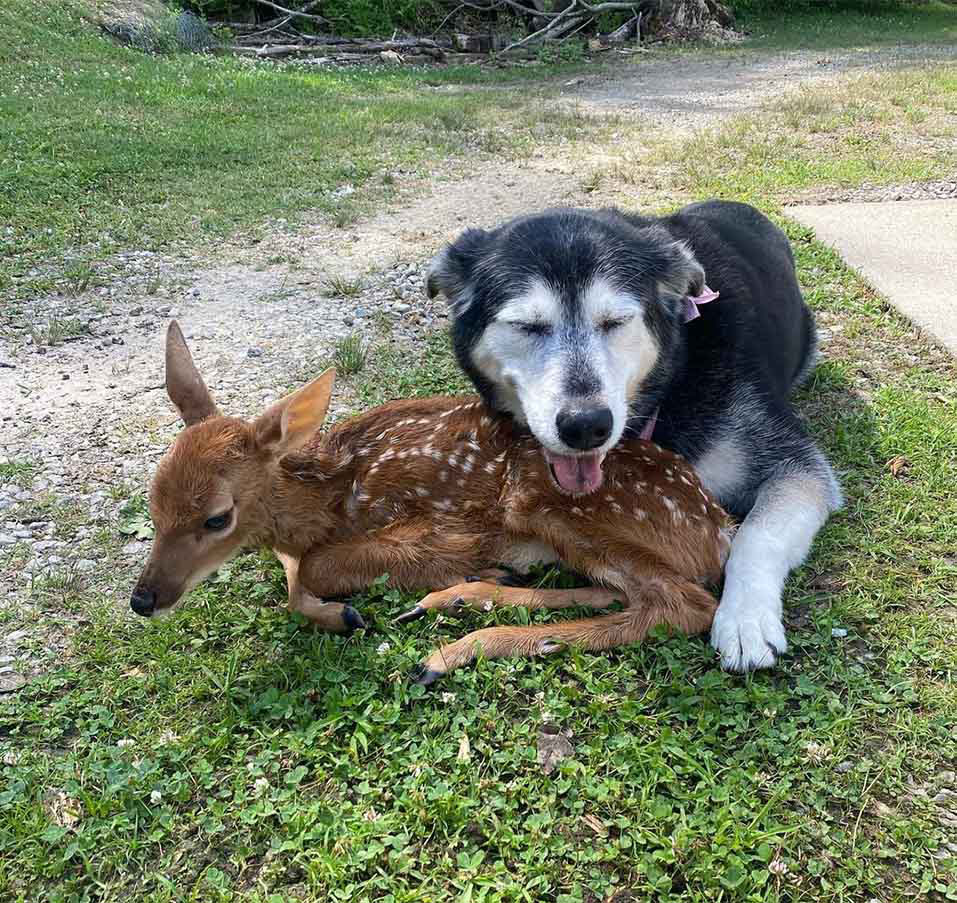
[711,466,841,672]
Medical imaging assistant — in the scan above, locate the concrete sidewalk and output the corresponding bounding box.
[789,199,957,357]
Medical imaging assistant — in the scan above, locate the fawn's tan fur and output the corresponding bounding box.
[135,322,733,682]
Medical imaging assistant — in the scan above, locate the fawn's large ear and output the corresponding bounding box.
[426,228,491,311]
[165,321,218,426]
[656,240,706,299]
[254,368,336,454]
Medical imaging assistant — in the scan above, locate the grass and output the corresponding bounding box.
[332,333,368,377]
[3,5,957,903]
[740,1,957,50]
[0,1,597,320]
[0,459,37,486]
[322,275,364,299]
[600,62,957,210]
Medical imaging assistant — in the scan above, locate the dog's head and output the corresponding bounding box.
[427,208,704,495]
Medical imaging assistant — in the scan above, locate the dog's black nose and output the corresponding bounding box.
[556,407,613,450]
[130,588,156,617]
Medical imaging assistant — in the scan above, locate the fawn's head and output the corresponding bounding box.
[130,322,336,618]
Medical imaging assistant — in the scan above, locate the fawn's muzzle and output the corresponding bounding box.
[130,587,157,617]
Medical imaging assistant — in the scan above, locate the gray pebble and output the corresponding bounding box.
[835,761,853,773]
[831,628,848,638]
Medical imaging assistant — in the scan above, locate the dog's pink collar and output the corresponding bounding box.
[639,285,719,440]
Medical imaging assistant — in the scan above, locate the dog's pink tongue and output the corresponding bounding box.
[548,451,604,494]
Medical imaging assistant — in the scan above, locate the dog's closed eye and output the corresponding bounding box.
[598,317,629,333]
[510,321,552,337]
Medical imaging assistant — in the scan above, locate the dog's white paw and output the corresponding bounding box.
[710,604,787,673]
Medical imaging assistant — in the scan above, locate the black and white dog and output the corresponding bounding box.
[426,200,841,672]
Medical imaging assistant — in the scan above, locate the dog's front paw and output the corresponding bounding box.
[710,603,787,672]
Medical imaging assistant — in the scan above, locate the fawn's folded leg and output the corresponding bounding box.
[395,582,621,623]
[411,578,717,684]
[275,549,365,634]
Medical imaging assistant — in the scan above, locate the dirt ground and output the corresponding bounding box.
[1,42,955,686]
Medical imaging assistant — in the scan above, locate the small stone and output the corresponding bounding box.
[247,347,264,358]
[129,306,143,316]
[5,630,28,643]
[835,761,853,773]
[394,303,411,313]
[831,627,848,638]
[932,789,957,804]
[0,533,16,546]
[122,541,142,556]
[0,672,26,693]
[75,559,96,573]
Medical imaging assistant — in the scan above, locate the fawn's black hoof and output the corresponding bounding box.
[395,605,425,625]
[409,664,444,686]
[343,606,366,634]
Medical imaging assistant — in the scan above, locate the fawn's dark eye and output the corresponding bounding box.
[204,511,231,532]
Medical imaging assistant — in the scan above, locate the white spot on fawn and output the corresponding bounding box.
[415,487,429,497]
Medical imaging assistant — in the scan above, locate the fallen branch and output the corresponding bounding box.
[500,0,652,52]
[232,37,446,60]
[251,0,328,24]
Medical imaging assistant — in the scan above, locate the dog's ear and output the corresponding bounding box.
[657,240,706,299]
[426,228,491,309]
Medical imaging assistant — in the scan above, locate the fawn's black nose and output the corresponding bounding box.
[130,588,156,617]
[555,407,613,451]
